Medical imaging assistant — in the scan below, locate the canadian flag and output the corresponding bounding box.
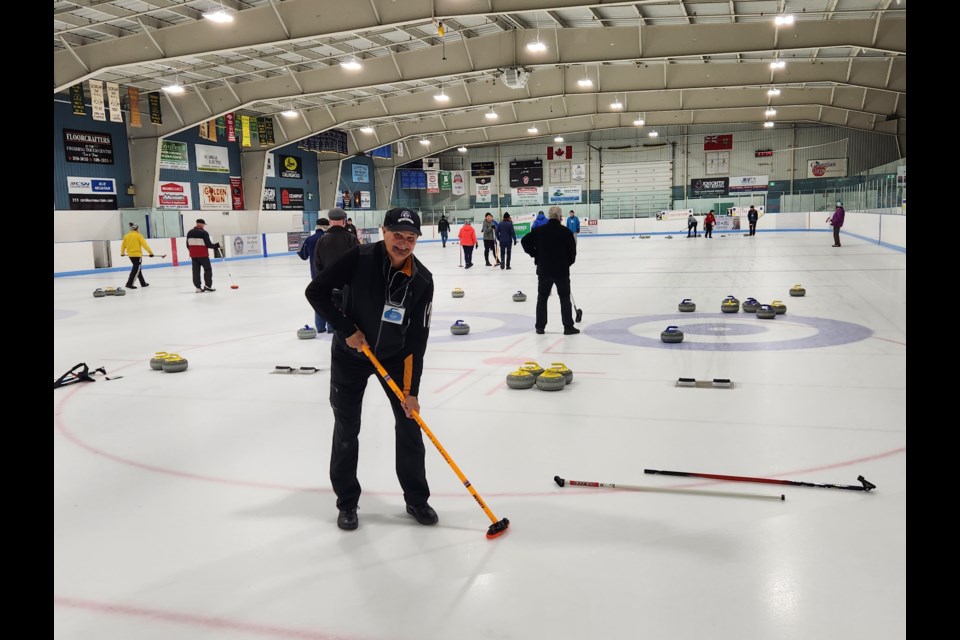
[547,145,573,160]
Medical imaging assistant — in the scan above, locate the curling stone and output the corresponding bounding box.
[161,354,189,373]
[770,300,787,315]
[756,304,776,319]
[104,287,117,296]
[678,298,696,313]
[451,288,465,298]
[549,362,573,384]
[665,235,673,239]
[450,320,470,335]
[640,235,651,239]
[297,325,318,339]
[520,361,544,378]
[742,297,760,313]
[114,287,126,296]
[535,370,567,391]
[789,284,806,297]
[720,295,740,313]
[150,352,170,370]
[506,368,537,390]
[92,288,106,298]
[661,326,684,343]
[512,291,527,302]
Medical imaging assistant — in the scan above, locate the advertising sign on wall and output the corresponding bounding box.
[195,144,230,173]
[262,186,277,210]
[230,176,244,210]
[288,231,311,251]
[690,178,729,197]
[352,164,369,183]
[656,209,693,221]
[279,187,304,210]
[157,181,192,209]
[729,175,769,193]
[63,129,114,164]
[231,234,262,256]
[359,191,371,208]
[548,185,581,204]
[67,176,117,210]
[159,140,189,170]
[198,183,231,210]
[278,155,303,179]
[580,218,599,235]
[807,159,848,179]
[511,186,543,206]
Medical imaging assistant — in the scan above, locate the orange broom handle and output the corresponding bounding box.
[361,345,501,526]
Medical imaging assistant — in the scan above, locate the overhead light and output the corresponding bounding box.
[648,131,659,138]
[527,126,538,134]
[765,108,777,117]
[434,88,450,102]
[341,57,362,70]
[770,59,786,70]
[203,10,233,23]
[457,146,468,153]
[774,15,795,26]
[610,99,623,110]
[281,109,298,118]
[767,87,781,96]
[633,116,645,126]
[485,109,498,120]
[419,138,431,145]
[578,78,593,88]
[554,136,564,143]
[527,40,547,52]
[359,126,374,134]
[764,121,775,128]
[161,83,185,94]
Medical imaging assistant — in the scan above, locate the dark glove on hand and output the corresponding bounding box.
[214,243,221,249]
[514,240,518,245]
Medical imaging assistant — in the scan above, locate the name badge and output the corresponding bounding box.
[382,304,406,324]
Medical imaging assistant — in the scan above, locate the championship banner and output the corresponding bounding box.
[230,176,244,210]
[89,80,106,121]
[807,159,848,179]
[475,181,491,203]
[451,171,466,196]
[70,84,86,116]
[240,115,252,148]
[439,171,452,191]
[198,183,230,210]
[425,171,439,193]
[106,82,123,123]
[148,92,162,125]
[225,113,236,142]
[198,120,213,141]
[127,87,141,127]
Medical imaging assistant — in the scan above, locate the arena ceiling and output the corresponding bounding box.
[54,0,907,156]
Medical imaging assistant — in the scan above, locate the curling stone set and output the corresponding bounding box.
[92,287,127,297]
[506,361,573,392]
[663,286,807,342]
[447,289,529,336]
[149,352,188,373]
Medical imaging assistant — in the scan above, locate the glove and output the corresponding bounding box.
[514,241,518,246]
[214,243,221,249]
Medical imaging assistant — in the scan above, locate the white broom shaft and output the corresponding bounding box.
[567,479,784,501]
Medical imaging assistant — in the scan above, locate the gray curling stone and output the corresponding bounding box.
[535,370,567,391]
[720,297,739,313]
[678,298,696,312]
[104,287,117,296]
[665,235,674,239]
[756,305,776,319]
[512,291,527,302]
[742,298,760,313]
[521,361,544,378]
[549,362,574,385]
[114,287,127,296]
[93,288,106,298]
[770,300,787,315]
[789,284,806,297]
[506,369,537,389]
[297,325,318,339]
[640,235,651,239]
[161,355,189,373]
[451,288,465,298]
[450,320,470,335]
[150,352,170,370]
[661,326,684,343]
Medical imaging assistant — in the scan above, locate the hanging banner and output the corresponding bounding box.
[70,84,86,116]
[148,92,162,125]
[265,153,275,177]
[157,181,192,209]
[195,143,230,173]
[230,176,245,210]
[89,80,106,121]
[240,115,252,148]
[127,87,141,127]
[511,186,543,206]
[425,171,439,193]
[807,159,848,178]
[360,191,371,208]
[352,164,369,183]
[548,185,581,204]
[198,183,231,210]
[439,171,452,190]
[63,129,113,164]
[225,113,236,142]
[318,130,348,154]
[475,181,491,203]
[106,82,123,123]
[159,140,189,170]
[262,118,274,145]
[198,120,212,141]
[451,171,466,196]
[572,163,586,181]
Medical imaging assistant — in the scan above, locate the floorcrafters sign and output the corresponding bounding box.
[690,178,729,197]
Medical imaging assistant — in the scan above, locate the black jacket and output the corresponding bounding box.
[437,218,450,233]
[305,242,434,396]
[313,225,359,275]
[520,218,576,277]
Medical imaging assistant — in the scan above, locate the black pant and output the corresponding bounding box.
[126,257,147,287]
[536,274,575,330]
[704,224,713,238]
[749,222,757,236]
[483,239,498,264]
[499,242,512,269]
[462,245,474,266]
[833,225,841,246]
[328,347,430,511]
[687,222,698,237]
[191,257,213,289]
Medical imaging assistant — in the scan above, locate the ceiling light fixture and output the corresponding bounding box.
[281,109,298,118]
[359,126,374,134]
[528,126,539,134]
[633,115,645,126]
[578,66,593,88]
[161,77,185,94]
[341,48,363,71]
[764,121,775,128]
[554,136,564,143]
[457,146,468,153]
[770,59,786,70]
[434,81,450,102]
[526,21,547,52]
[485,108,498,120]
[648,130,659,138]
[774,15,795,26]
[610,97,623,110]
[419,138,431,145]
[767,87,781,96]
[765,108,777,117]
[203,1,233,23]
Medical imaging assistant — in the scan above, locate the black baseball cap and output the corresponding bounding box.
[383,208,422,236]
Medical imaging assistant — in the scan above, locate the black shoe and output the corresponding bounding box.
[127,284,137,289]
[832,244,841,247]
[563,326,581,335]
[506,266,512,270]
[141,283,150,287]
[485,262,492,266]
[203,286,216,292]
[337,507,358,530]
[535,327,545,334]
[465,264,473,269]
[406,503,438,525]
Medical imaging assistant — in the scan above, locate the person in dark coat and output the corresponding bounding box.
[185,219,220,292]
[497,212,518,270]
[298,219,327,330]
[313,207,360,332]
[437,215,451,247]
[520,206,578,335]
[747,205,759,236]
[531,211,548,230]
[828,201,845,247]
